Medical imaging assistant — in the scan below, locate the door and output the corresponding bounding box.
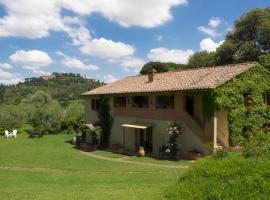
[135,128,153,153]
[145,128,153,153]
[135,129,144,150]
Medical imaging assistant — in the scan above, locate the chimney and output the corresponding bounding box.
[148,68,157,82]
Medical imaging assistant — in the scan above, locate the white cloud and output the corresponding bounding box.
[109,56,146,72]
[0,69,23,85]
[120,57,146,72]
[198,26,221,37]
[9,50,52,67]
[147,47,194,64]
[64,25,92,46]
[0,0,186,39]
[80,38,135,59]
[200,38,224,52]
[9,50,52,74]
[61,57,99,71]
[103,74,118,83]
[63,0,188,28]
[0,0,64,39]
[198,17,224,37]
[57,51,99,70]
[208,17,222,28]
[0,1,188,75]
[0,63,13,69]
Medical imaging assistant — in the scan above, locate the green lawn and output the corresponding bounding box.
[0,133,190,200]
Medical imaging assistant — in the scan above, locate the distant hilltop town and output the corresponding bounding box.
[25,72,97,85]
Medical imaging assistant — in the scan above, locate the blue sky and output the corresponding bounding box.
[0,0,269,84]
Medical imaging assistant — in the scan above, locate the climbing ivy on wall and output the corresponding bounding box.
[214,65,270,145]
[98,96,114,147]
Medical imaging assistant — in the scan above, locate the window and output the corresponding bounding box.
[91,99,100,111]
[185,95,194,116]
[156,95,174,109]
[114,96,126,107]
[132,96,149,108]
[264,93,270,106]
[243,94,251,107]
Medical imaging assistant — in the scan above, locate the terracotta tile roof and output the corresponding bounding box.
[82,62,257,96]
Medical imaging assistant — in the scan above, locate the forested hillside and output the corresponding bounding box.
[0,73,103,106]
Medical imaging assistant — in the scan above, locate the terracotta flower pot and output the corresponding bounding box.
[138,147,145,157]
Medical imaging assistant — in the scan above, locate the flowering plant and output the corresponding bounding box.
[166,121,184,160]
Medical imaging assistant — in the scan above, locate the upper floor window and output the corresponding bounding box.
[132,96,149,108]
[243,94,251,107]
[264,93,270,106]
[91,99,100,111]
[156,95,174,109]
[114,96,126,107]
[185,95,194,116]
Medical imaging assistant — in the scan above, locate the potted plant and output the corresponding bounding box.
[189,149,203,160]
[138,147,145,157]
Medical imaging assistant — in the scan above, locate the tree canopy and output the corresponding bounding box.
[20,91,63,133]
[140,62,186,74]
[216,7,270,66]
[187,51,216,68]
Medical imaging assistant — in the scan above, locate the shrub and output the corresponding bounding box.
[62,100,85,133]
[164,154,270,200]
[213,148,229,159]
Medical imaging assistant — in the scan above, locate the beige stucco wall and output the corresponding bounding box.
[83,92,229,154]
[110,116,207,156]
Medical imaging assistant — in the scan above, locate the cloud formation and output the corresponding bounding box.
[57,51,99,70]
[200,38,224,52]
[198,17,224,37]
[0,69,23,85]
[208,17,222,28]
[0,0,186,38]
[9,50,52,67]
[0,63,13,69]
[80,38,135,59]
[198,26,221,37]
[103,74,118,83]
[9,50,52,74]
[147,47,194,64]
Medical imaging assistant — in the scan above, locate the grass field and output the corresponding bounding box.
[0,133,190,200]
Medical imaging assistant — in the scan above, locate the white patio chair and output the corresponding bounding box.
[4,130,10,139]
[12,130,17,138]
